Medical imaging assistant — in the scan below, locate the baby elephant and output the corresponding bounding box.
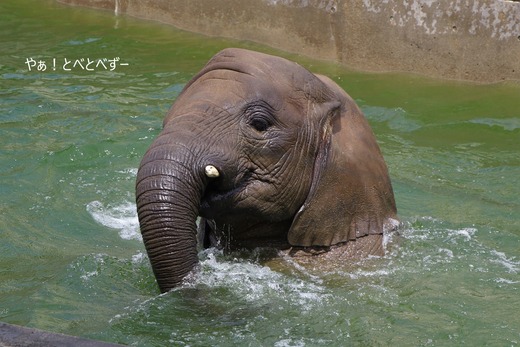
[136,48,398,292]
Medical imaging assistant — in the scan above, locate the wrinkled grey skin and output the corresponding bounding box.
[136,48,398,293]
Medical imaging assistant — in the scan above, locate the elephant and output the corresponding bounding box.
[136,48,398,293]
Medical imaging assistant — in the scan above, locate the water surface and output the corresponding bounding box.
[1,1,519,346]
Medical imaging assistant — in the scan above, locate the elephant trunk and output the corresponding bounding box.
[136,141,208,293]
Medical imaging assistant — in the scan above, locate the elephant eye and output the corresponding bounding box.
[249,116,272,132]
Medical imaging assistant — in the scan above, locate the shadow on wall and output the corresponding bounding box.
[57,0,520,83]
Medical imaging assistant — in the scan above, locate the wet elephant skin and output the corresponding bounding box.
[135,48,398,292]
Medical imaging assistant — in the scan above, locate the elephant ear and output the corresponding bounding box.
[287,75,397,247]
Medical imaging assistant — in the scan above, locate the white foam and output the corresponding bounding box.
[188,250,330,308]
[86,200,141,240]
[450,227,477,241]
[131,251,146,264]
[491,250,519,274]
[117,168,138,176]
[274,339,305,347]
[80,270,98,281]
[75,253,106,282]
[495,278,520,284]
[438,248,454,258]
[348,268,394,280]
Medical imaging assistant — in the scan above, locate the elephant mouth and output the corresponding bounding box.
[199,169,255,219]
[199,186,243,217]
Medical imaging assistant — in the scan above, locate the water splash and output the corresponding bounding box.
[86,200,140,240]
[187,249,330,309]
[105,217,520,346]
[490,250,519,274]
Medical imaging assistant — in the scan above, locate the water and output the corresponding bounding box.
[1,1,519,346]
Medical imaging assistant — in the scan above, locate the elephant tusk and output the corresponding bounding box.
[204,165,220,178]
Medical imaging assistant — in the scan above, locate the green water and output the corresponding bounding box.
[1,1,519,346]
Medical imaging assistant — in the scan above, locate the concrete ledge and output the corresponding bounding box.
[57,0,520,82]
[0,322,124,347]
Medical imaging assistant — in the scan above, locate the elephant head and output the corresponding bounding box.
[136,48,397,292]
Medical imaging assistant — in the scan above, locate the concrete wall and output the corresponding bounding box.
[58,0,520,83]
[0,322,123,347]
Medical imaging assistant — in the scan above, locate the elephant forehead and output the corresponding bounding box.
[207,50,333,102]
[171,72,287,115]
[207,48,312,85]
[164,54,332,128]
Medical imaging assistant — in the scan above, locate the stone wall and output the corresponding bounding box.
[57,0,520,83]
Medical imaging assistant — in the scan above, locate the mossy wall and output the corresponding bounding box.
[58,0,520,82]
